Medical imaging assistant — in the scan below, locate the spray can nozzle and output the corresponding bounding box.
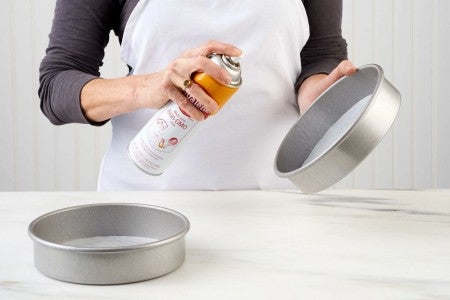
[229,56,240,64]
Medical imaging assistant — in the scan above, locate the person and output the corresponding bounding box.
[39,0,356,191]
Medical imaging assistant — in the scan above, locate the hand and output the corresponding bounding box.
[145,40,242,121]
[81,41,241,123]
[298,60,357,114]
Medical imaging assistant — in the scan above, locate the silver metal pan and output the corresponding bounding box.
[274,64,401,193]
[28,203,189,285]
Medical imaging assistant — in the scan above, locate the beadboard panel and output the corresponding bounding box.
[0,0,448,190]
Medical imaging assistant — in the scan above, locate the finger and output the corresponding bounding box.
[169,70,219,113]
[170,56,231,86]
[340,60,357,76]
[167,85,205,121]
[328,60,357,83]
[191,56,232,85]
[316,60,357,93]
[184,40,242,58]
[185,82,219,114]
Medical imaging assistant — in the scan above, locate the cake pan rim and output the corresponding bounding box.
[274,64,385,178]
[28,202,190,253]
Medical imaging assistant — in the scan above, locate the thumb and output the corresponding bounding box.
[320,60,357,91]
[328,60,357,83]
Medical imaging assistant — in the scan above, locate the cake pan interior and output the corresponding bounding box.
[275,64,401,193]
[28,203,190,284]
[276,66,377,173]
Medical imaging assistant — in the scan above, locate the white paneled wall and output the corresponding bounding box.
[0,0,449,191]
[0,0,125,191]
[339,0,450,190]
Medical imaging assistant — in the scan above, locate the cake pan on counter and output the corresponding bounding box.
[275,64,401,193]
[28,203,190,285]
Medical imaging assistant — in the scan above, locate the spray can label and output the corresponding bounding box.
[128,54,241,175]
[128,102,197,174]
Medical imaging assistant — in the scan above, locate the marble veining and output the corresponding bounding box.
[1,190,450,299]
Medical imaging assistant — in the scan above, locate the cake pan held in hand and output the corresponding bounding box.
[274,64,401,193]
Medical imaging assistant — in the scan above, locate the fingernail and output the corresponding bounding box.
[210,104,219,113]
[197,113,205,121]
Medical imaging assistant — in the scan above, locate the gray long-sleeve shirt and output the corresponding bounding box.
[39,0,348,125]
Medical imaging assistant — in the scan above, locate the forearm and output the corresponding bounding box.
[295,0,348,113]
[39,0,125,125]
[296,0,347,90]
[80,73,163,123]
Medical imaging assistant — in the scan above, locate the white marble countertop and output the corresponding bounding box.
[1,190,450,299]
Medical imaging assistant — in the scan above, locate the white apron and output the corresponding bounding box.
[98,0,310,190]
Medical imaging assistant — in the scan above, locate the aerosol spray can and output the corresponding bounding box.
[128,54,242,175]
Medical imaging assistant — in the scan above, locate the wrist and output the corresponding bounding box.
[130,72,165,111]
[81,78,132,122]
[80,73,164,122]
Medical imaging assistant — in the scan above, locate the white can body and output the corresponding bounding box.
[128,101,198,175]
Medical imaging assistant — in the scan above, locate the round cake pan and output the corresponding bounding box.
[274,64,401,193]
[28,203,190,285]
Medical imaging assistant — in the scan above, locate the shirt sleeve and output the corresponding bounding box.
[38,0,120,125]
[296,0,348,90]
